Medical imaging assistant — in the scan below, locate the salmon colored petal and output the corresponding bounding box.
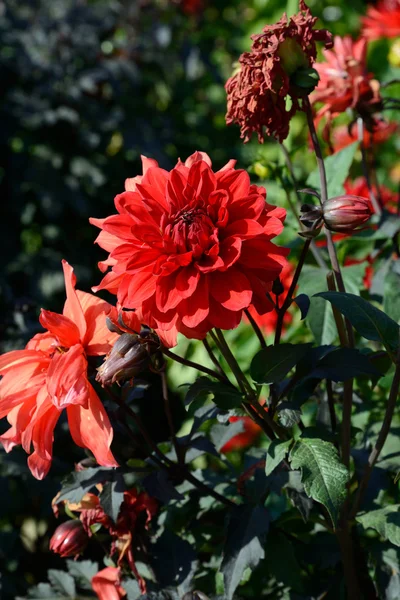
[27,452,53,480]
[26,332,57,353]
[30,404,61,462]
[76,290,118,355]
[0,349,48,374]
[92,271,124,295]
[62,260,87,341]
[46,344,90,410]
[67,385,118,468]
[92,567,126,600]
[40,310,81,348]
[0,372,45,418]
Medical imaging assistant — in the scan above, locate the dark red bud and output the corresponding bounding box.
[96,331,160,386]
[49,520,88,558]
[322,195,372,233]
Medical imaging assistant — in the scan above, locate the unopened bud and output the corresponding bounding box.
[322,195,372,233]
[272,277,284,296]
[50,520,88,558]
[96,330,160,386]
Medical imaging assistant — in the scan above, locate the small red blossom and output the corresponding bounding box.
[90,152,288,346]
[50,520,88,558]
[322,195,372,233]
[92,567,126,600]
[312,36,382,135]
[247,262,294,335]
[0,260,118,479]
[331,119,398,153]
[362,0,400,41]
[225,0,332,142]
[221,415,264,453]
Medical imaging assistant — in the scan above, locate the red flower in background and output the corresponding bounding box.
[91,152,288,347]
[221,416,263,453]
[225,0,332,142]
[362,0,400,41]
[344,178,398,214]
[312,36,382,135]
[180,0,203,15]
[331,119,397,153]
[92,567,126,600]
[247,262,294,335]
[0,260,118,479]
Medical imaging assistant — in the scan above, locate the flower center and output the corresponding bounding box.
[167,206,217,255]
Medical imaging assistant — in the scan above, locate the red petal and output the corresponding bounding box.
[46,344,90,410]
[76,290,118,355]
[180,276,210,328]
[210,268,252,311]
[39,310,81,347]
[62,260,87,341]
[67,385,118,468]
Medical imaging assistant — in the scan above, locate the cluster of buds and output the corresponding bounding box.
[300,193,372,235]
[96,320,160,386]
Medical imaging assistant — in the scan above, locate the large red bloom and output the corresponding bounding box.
[0,260,118,479]
[312,36,382,134]
[90,152,288,346]
[225,0,332,142]
[362,0,400,41]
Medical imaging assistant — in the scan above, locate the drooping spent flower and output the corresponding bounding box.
[90,152,289,346]
[0,260,118,479]
[322,195,372,233]
[49,520,88,558]
[225,0,333,142]
[331,119,398,154]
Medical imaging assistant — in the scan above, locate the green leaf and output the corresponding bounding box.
[57,468,118,504]
[210,420,245,451]
[99,475,125,523]
[266,531,304,592]
[48,570,75,598]
[306,142,358,197]
[66,560,98,591]
[220,505,270,600]
[316,292,400,356]
[289,437,349,527]
[357,505,400,546]
[385,267,400,324]
[185,377,243,414]
[312,347,383,381]
[251,343,313,384]
[298,265,366,345]
[265,439,292,476]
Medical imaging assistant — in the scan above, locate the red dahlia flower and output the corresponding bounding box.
[90,152,288,346]
[362,0,400,41]
[0,260,118,479]
[344,178,398,214]
[312,36,382,134]
[92,567,126,600]
[225,0,332,142]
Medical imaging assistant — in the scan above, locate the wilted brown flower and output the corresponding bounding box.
[225,0,333,142]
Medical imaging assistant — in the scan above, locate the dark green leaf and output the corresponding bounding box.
[48,570,75,598]
[289,437,349,527]
[266,531,304,592]
[293,293,310,320]
[312,347,383,381]
[151,530,197,591]
[220,505,270,600]
[357,506,400,546]
[265,439,292,476]
[316,292,400,355]
[210,420,245,451]
[57,468,118,504]
[99,474,125,523]
[185,377,243,413]
[66,560,98,591]
[306,142,358,197]
[251,343,313,384]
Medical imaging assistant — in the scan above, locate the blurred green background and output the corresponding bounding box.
[0,0,398,597]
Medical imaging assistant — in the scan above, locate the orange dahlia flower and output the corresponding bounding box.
[362,0,400,41]
[90,152,288,346]
[0,260,118,479]
[312,36,382,132]
[225,0,332,142]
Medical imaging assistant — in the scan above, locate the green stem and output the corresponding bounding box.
[161,347,227,383]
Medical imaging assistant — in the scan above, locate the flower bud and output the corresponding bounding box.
[50,520,88,557]
[322,195,372,233]
[96,330,160,386]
